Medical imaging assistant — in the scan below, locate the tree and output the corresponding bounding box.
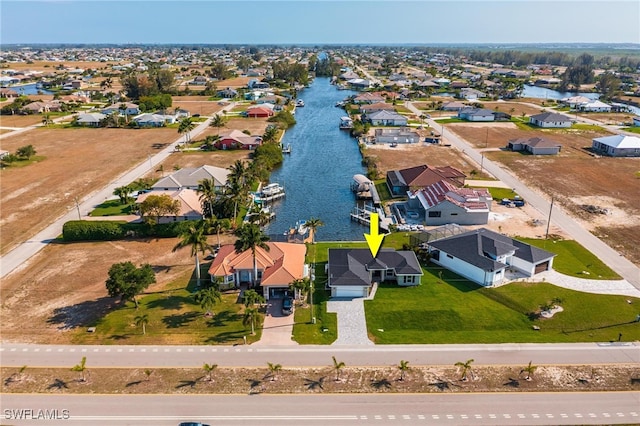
[197,178,218,219]
[267,362,282,381]
[332,356,346,382]
[71,357,87,382]
[204,216,231,249]
[398,360,410,381]
[105,262,156,309]
[178,117,195,144]
[134,313,149,335]
[138,194,181,225]
[596,73,622,101]
[202,362,218,382]
[242,288,265,307]
[305,217,324,244]
[143,369,153,381]
[243,306,259,335]
[194,286,221,316]
[234,223,270,287]
[41,113,53,126]
[520,360,537,381]
[15,145,36,160]
[454,359,474,382]
[172,222,212,285]
[113,185,133,205]
[210,114,227,135]
[291,277,310,303]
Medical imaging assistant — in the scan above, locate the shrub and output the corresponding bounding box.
[62,220,127,241]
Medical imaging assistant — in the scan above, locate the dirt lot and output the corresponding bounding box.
[171,96,224,116]
[0,127,179,254]
[158,149,252,172]
[2,364,638,395]
[0,114,46,128]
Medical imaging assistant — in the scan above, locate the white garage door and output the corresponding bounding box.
[334,286,367,298]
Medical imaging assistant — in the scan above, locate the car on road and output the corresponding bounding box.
[282,296,293,315]
[179,422,210,426]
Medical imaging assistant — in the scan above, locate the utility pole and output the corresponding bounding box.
[74,197,82,220]
[545,196,554,239]
[480,153,485,175]
[485,127,489,148]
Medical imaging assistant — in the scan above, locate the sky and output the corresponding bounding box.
[1,0,639,45]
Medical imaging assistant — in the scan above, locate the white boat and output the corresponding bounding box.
[339,116,353,129]
[296,99,305,107]
[296,220,308,235]
[261,183,284,196]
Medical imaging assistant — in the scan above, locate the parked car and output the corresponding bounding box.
[282,296,293,315]
[179,423,210,426]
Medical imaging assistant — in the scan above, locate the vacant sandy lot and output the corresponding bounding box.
[171,96,225,116]
[0,127,178,254]
[0,114,45,128]
[158,149,252,173]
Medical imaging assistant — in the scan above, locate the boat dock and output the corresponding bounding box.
[350,204,394,232]
[282,143,292,154]
[351,174,381,206]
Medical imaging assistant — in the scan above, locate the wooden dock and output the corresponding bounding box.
[350,205,392,232]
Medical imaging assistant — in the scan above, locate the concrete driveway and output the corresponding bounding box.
[252,298,298,346]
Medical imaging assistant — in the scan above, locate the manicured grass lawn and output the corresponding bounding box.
[73,270,261,345]
[434,118,465,124]
[374,179,392,202]
[516,238,620,279]
[365,265,640,344]
[622,127,640,134]
[292,265,337,345]
[90,199,133,216]
[467,186,518,201]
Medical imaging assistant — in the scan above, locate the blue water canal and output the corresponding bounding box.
[263,77,367,242]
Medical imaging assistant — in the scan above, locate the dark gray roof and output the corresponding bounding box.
[428,228,555,272]
[530,112,572,122]
[328,248,422,287]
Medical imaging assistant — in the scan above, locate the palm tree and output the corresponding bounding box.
[210,114,227,135]
[234,223,270,287]
[202,363,218,382]
[242,288,265,307]
[228,160,249,188]
[291,277,310,303]
[143,369,153,381]
[71,357,87,382]
[454,359,474,382]
[134,313,149,335]
[267,362,282,381]
[41,113,53,126]
[204,216,231,250]
[398,360,410,381]
[197,178,218,219]
[113,185,133,205]
[305,217,324,244]
[331,356,346,382]
[194,286,222,316]
[520,361,537,381]
[172,223,212,285]
[243,307,259,335]
[178,117,195,144]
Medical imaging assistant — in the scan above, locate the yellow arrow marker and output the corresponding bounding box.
[364,212,385,258]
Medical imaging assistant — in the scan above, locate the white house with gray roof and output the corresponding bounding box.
[457,107,495,122]
[529,112,572,128]
[152,165,230,191]
[592,135,640,157]
[327,248,423,298]
[366,110,408,126]
[427,228,556,287]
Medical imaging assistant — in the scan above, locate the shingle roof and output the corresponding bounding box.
[593,135,640,149]
[391,164,466,188]
[153,165,229,189]
[530,112,572,122]
[328,248,422,287]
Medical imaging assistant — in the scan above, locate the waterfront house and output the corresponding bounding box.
[457,107,495,122]
[347,78,371,89]
[153,165,230,191]
[426,228,556,287]
[578,100,612,113]
[215,129,263,150]
[327,248,423,298]
[245,105,274,118]
[135,189,204,223]
[0,88,19,98]
[407,180,492,226]
[208,242,307,299]
[366,110,408,126]
[458,88,486,100]
[559,96,591,108]
[529,112,572,128]
[507,136,562,155]
[352,92,385,104]
[75,112,106,127]
[386,164,466,197]
[374,128,420,144]
[591,135,640,157]
[101,102,140,116]
[360,102,395,114]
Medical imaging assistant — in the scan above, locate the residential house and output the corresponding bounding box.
[135,189,204,223]
[347,78,371,89]
[374,127,420,144]
[217,87,238,98]
[579,100,612,113]
[559,95,591,108]
[190,76,208,85]
[247,79,270,89]
[407,180,492,226]
[0,88,19,98]
[339,70,360,80]
[529,112,572,128]
[21,101,61,114]
[153,165,230,191]
[133,113,174,127]
[360,102,395,114]
[633,116,640,127]
[426,228,556,287]
[208,242,307,299]
[245,105,274,118]
[215,129,263,150]
[366,110,408,126]
[386,164,466,197]
[457,107,495,122]
[458,88,486,100]
[102,102,140,116]
[591,135,640,157]
[327,248,423,298]
[75,112,106,127]
[441,101,467,111]
[507,136,562,155]
[352,92,386,104]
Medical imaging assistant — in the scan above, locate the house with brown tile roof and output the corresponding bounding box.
[215,129,263,150]
[386,164,466,197]
[135,189,204,223]
[360,102,395,113]
[208,242,307,299]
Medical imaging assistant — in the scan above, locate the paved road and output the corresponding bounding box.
[0,107,235,279]
[1,392,638,425]
[404,102,640,288]
[1,342,637,368]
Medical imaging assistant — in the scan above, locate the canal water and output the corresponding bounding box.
[263,77,367,242]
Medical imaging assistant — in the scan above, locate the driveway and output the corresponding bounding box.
[252,298,297,346]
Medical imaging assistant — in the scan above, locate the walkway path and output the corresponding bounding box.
[531,270,640,298]
[327,298,374,346]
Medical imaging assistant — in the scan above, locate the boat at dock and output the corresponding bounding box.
[281,143,292,154]
[350,205,394,233]
[339,116,353,129]
[262,183,284,196]
[296,99,305,107]
[254,182,286,204]
[351,174,381,206]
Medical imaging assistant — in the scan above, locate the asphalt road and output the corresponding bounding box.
[403,102,640,288]
[0,106,234,280]
[1,343,637,368]
[1,392,638,425]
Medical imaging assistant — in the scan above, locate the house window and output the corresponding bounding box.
[404,275,415,284]
[386,269,394,277]
[226,275,234,283]
[428,211,441,218]
[446,254,454,259]
[450,213,458,216]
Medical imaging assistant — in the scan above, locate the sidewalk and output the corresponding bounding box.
[527,270,640,298]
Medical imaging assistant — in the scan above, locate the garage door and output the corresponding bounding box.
[334,287,367,298]
[534,261,550,274]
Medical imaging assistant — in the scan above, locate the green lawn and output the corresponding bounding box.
[434,118,465,124]
[621,126,640,134]
[516,238,621,279]
[90,200,134,216]
[365,266,640,344]
[467,186,518,201]
[1,155,46,168]
[73,269,262,345]
[292,263,337,345]
[374,179,393,202]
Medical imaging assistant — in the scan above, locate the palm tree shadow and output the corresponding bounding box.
[47,378,69,390]
[126,380,143,387]
[303,376,325,391]
[162,312,199,328]
[429,377,460,391]
[247,378,263,394]
[47,297,118,330]
[503,378,520,388]
[370,378,392,390]
[176,376,203,389]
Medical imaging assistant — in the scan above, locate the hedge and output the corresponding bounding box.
[62,220,203,242]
